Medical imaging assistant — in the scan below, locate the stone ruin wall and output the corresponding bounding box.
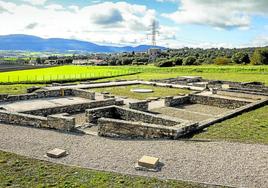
[0,88,95,103]
[129,100,149,112]
[98,117,182,139]
[86,106,180,127]
[23,98,117,116]
[164,94,250,109]
[189,94,250,109]
[0,110,75,131]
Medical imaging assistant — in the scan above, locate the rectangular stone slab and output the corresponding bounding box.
[46,148,67,158]
[138,155,159,169]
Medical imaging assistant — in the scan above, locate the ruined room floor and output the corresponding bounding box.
[151,104,230,122]
[0,123,267,188]
[0,97,92,112]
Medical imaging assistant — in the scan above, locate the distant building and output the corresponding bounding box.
[73,59,94,65]
[73,59,108,66]
[148,48,161,61]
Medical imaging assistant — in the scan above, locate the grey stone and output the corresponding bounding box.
[46,148,67,158]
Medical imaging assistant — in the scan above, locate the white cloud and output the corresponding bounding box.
[163,0,268,30]
[45,4,65,11]
[0,1,159,46]
[156,0,177,3]
[252,35,268,47]
[21,0,47,6]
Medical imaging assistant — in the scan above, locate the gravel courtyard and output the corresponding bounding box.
[0,123,267,188]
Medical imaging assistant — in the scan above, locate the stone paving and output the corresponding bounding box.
[151,104,230,122]
[0,96,92,112]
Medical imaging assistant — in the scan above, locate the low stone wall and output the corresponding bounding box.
[72,89,95,100]
[0,110,75,131]
[35,89,73,98]
[4,93,38,102]
[164,96,190,107]
[189,94,250,109]
[0,110,47,128]
[86,106,116,124]
[86,106,182,126]
[116,107,181,126]
[129,100,148,111]
[24,98,117,116]
[0,88,74,103]
[47,114,75,131]
[98,118,181,139]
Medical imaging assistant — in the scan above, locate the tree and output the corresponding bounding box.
[155,59,174,67]
[182,56,196,66]
[36,57,42,64]
[173,57,183,66]
[214,57,232,65]
[251,48,268,65]
[232,52,250,64]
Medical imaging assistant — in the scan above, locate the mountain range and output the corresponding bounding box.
[0,34,165,53]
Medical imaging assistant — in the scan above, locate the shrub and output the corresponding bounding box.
[251,48,268,65]
[155,59,174,67]
[195,58,205,65]
[182,56,196,66]
[203,58,214,64]
[214,57,232,65]
[232,52,250,64]
[173,57,183,65]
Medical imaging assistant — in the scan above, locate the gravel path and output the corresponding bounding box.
[0,123,267,188]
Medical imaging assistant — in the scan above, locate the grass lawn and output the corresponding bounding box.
[0,84,45,95]
[91,84,191,100]
[193,106,268,144]
[0,151,207,188]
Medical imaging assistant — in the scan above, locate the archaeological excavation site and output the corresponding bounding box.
[0,76,267,140]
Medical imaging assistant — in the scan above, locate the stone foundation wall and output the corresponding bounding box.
[189,94,250,109]
[129,100,148,111]
[0,89,74,103]
[98,118,181,139]
[0,110,75,131]
[24,98,117,116]
[86,106,116,124]
[116,107,180,126]
[86,106,182,127]
[47,114,75,131]
[72,89,95,100]
[164,96,190,107]
[0,110,47,128]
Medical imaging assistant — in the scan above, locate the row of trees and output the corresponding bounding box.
[155,48,268,67]
[30,46,268,66]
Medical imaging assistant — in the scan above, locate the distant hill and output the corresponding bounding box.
[0,34,165,53]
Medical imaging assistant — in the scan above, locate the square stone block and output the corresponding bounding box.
[46,148,67,158]
[222,84,230,89]
[138,155,159,169]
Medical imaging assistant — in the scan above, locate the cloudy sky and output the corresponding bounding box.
[1,0,268,48]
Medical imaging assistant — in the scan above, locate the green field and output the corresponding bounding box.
[0,65,267,84]
[92,84,191,100]
[0,65,138,84]
[0,151,207,188]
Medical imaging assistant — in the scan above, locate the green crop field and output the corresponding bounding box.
[0,65,267,84]
[0,65,138,84]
